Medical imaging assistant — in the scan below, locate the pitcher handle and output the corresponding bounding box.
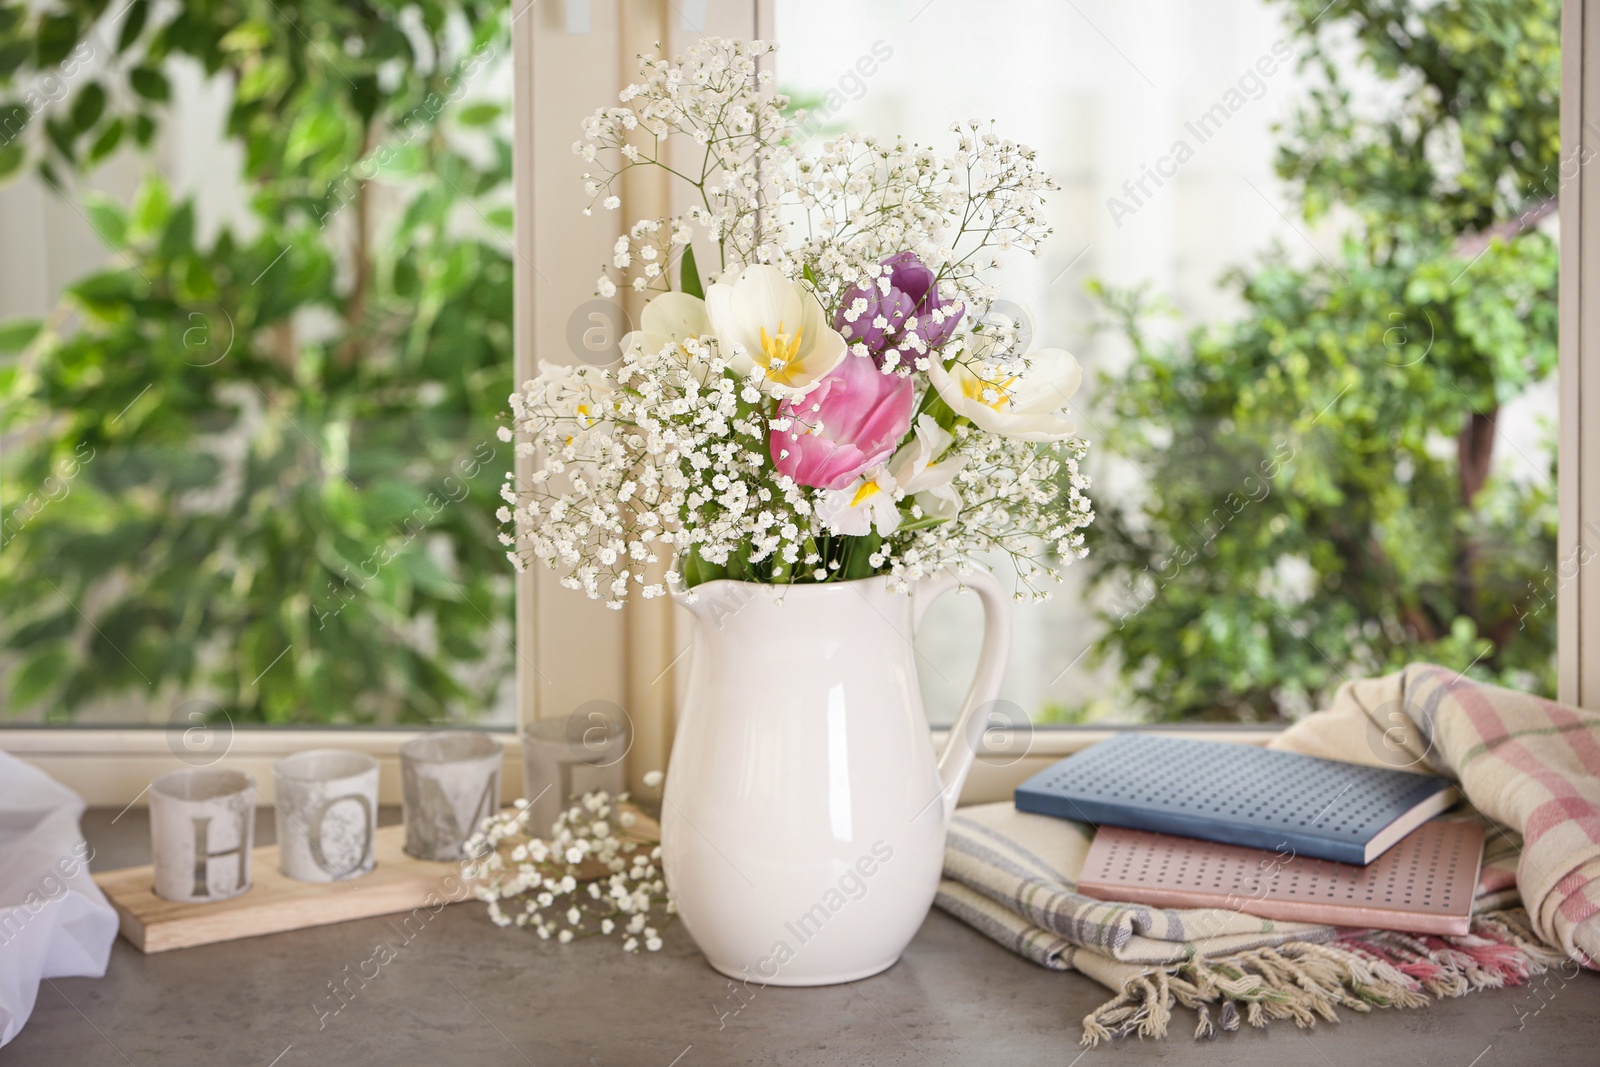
[912,567,1012,825]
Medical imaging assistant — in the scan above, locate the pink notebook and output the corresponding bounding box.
[1077,819,1484,936]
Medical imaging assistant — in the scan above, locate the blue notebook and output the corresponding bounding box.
[1014,733,1458,865]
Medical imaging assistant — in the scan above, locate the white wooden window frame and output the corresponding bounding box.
[4,0,1592,804]
[1561,0,1600,706]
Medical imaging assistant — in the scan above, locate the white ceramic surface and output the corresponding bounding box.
[661,570,1010,986]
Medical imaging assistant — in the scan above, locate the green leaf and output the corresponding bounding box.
[219,19,273,54]
[70,82,106,131]
[45,115,73,160]
[0,317,41,354]
[455,102,501,128]
[399,549,459,599]
[131,175,170,236]
[680,243,704,299]
[841,533,883,580]
[82,189,128,249]
[69,269,141,311]
[117,0,149,53]
[10,646,70,708]
[36,14,78,67]
[86,116,124,164]
[0,41,31,79]
[285,106,343,165]
[392,255,419,297]
[432,243,476,295]
[345,77,378,126]
[159,200,195,260]
[129,66,170,101]
[0,144,23,182]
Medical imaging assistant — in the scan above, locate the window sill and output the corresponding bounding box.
[0,727,524,806]
[1,723,1284,807]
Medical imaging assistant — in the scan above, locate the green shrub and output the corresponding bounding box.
[1084,0,1560,721]
[0,1,513,723]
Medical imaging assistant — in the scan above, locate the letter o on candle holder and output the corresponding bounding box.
[272,750,379,882]
[400,731,503,861]
[148,768,256,903]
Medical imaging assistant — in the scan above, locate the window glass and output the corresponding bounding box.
[0,3,516,726]
[774,0,1560,726]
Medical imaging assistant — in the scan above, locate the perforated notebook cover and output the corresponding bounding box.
[1077,820,1485,936]
[1014,733,1458,865]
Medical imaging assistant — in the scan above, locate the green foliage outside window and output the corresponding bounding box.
[0,0,1565,728]
[0,1,514,723]
[1081,0,1561,722]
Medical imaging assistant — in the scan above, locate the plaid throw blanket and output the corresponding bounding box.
[935,664,1600,1043]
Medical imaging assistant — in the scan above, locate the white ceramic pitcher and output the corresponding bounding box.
[661,569,1011,985]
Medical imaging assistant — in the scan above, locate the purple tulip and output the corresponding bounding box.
[770,353,915,490]
[832,252,965,370]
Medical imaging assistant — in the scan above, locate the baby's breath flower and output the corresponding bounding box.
[505,39,1092,604]
[473,785,673,956]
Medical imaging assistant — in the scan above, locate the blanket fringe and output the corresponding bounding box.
[1080,909,1561,1046]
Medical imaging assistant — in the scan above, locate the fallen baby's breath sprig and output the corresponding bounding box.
[463,778,673,952]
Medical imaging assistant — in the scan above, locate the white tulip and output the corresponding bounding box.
[705,265,847,395]
[621,291,713,378]
[928,346,1082,442]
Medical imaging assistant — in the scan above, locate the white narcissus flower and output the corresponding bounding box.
[526,360,615,443]
[817,465,903,537]
[817,414,968,535]
[621,291,713,376]
[705,264,846,394]
[887,414,967,520]
[928,347,1082,442]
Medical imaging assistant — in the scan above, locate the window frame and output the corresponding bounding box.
[1560,0,1600,706]
[4,0,1592,805]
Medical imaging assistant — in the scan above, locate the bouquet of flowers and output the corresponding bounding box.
[497,37,1094,604]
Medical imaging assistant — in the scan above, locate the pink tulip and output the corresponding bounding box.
[771,354,915,490]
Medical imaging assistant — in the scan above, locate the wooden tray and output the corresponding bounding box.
[93,823,477,953]
[93,805,662,953]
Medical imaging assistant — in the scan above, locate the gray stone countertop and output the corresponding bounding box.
[3,807,1597,1067]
